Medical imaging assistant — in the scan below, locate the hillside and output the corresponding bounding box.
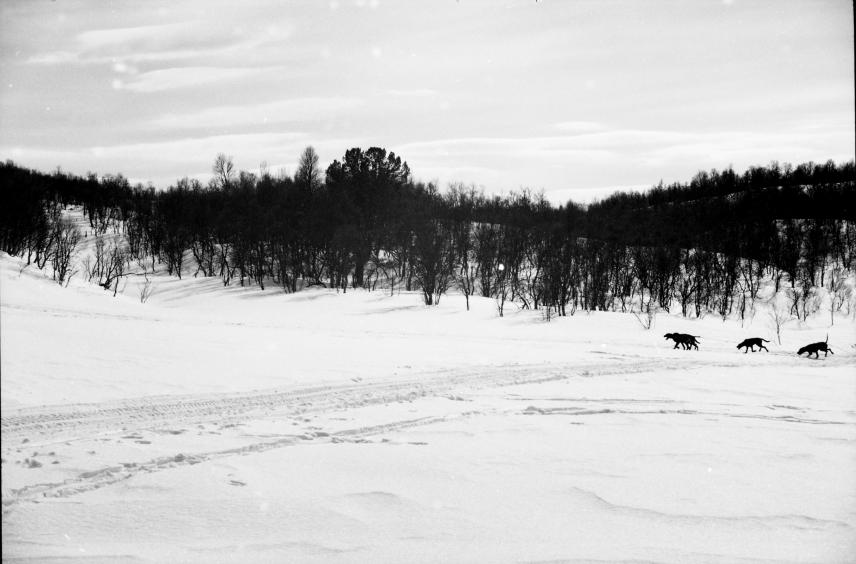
[2,238,856,561]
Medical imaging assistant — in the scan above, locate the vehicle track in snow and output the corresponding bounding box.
[2,357,712,506]
[4,355,850,508]
[2,413,471,506]
[1,357,696,442]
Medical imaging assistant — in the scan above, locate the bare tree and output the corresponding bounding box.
[258,160,270,180]
[295,146,322,192]
[768,292,795,345]
[50,218,81,286]
[633,302,657,330]
[86,237,107,283]
[137,257,155,303]
[459,263,479,311]
[412,219,455,306]
[494,263,511,317]
[826,266,847,326]
[212,153,235,188]
[92,243,131,296]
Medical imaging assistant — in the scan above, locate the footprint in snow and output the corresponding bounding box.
[229,480,246,487]
[135,440,152,444]
[25,458,42,468]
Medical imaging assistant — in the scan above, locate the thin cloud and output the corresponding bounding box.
[553,121,606,133]
[399,128,839,158]
[150,98,365,130]
[27,20,294,66]
[119,67,282,93]
[386,89,438,97]
[93,132,308,164]
[76,22,195,52]
[2,132,308,184]
[397,125,855,201]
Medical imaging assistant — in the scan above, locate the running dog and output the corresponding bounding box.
[736,338,769,353]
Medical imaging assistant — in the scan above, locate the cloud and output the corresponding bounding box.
[75,22,195,53]
[2,132,307,183]
[397,133,627,161]
[99,133,311,166]
[26,51,81,65]
[149,97,364,130]
[386,89,438,97]
[402,127,847,162]
[553,121,606,133]
[27,20,295,66]
[418,127,851,164]
[393,124,856,201]
[118,66,281,93]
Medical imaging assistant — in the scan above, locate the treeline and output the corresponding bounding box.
[1,151,854,320]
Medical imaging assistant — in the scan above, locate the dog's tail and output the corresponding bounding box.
[761,338,770,342]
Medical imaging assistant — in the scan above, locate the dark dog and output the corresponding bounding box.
[663,333,683,349]
[682,334,700,350]
[664,333,700,350]
[736,338,769,353]
[797,340,834,358]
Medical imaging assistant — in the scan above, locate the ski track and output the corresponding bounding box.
[2,356,851,508]
[2,414,464,506]
[1,358,695,440]
[2,358,704,506]
[521,405,852,425]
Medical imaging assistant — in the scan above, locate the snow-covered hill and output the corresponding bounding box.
[2,249,855,563]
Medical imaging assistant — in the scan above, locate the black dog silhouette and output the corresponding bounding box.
[681,335,700,350]
[664,333,700,350]
[737,338,769,353]
[797,341,833,358]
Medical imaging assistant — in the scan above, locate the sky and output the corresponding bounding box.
[0,0,853,204]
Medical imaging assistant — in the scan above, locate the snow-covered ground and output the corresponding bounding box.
[2,249,855,563]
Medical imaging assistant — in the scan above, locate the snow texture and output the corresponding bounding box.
[2,244,855,563]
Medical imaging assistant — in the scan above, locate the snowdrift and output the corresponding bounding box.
[2,250,855,563]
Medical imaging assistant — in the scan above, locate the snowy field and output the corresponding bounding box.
[2,249,855,563]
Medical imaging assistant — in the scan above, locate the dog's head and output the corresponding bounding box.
[797,346,807,355]
[664,333,674,340]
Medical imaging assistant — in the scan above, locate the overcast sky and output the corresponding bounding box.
[0,0,853,203]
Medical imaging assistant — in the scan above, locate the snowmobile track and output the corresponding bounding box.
[2,359,692,441]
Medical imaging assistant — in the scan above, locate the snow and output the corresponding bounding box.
[2,249,855,563]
